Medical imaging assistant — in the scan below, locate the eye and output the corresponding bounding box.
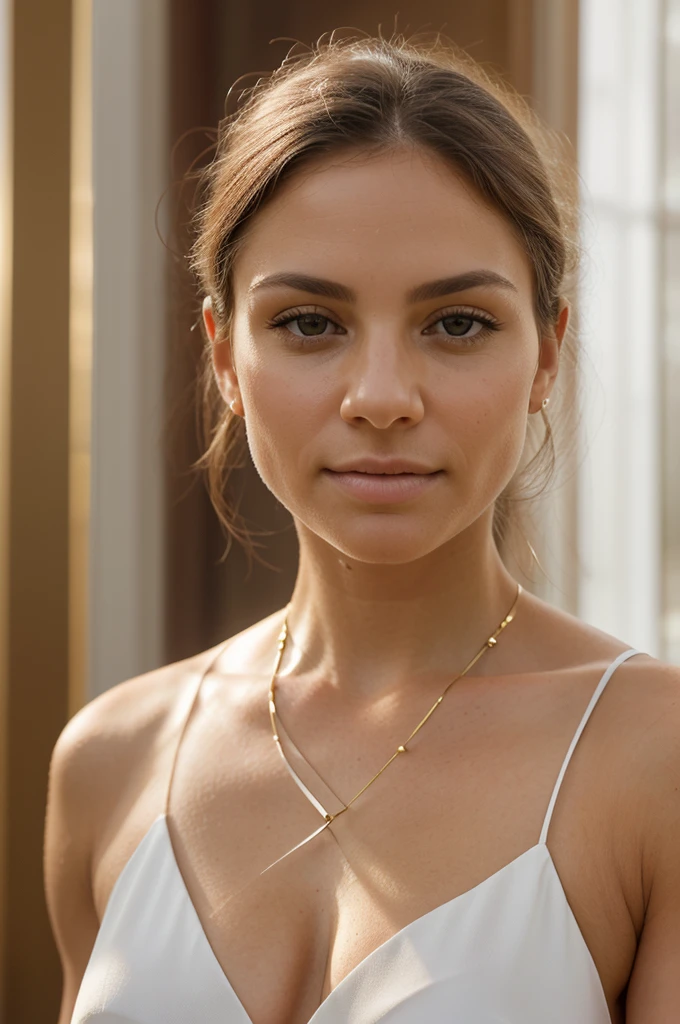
[439,315,483,337]
[290,313,333,337]
[265,307,345,340]
[423,307,500,345]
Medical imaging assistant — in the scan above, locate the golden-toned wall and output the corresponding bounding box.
[0,0,74,1019]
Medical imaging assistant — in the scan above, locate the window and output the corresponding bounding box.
[578,0,664,657]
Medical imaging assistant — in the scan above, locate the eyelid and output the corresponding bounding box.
[422,304,500,327]
[267,304,346,328]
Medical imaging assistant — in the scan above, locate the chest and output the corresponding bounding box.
[92,673,641,1024]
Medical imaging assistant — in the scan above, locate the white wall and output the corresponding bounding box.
[577,0,662,656]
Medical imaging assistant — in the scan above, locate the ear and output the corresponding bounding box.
[203,295,243,415]
[528,302,569,414]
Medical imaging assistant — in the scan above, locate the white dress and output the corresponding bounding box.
[71,647,643,1023]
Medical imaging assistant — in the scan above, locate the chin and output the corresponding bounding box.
[314,516,453,565]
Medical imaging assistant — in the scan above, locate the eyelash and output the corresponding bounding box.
[265,305,502,347]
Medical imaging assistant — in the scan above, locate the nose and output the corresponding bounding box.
[339,329,425,429]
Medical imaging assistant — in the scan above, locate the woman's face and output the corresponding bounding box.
[208,147,564,565]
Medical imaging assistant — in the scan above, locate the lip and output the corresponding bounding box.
[328,457,439,475]
[323,469,443,504]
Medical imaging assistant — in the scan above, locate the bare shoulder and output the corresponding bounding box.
[517,587,680,766]
[613,652,680,795]
[48,646,215,830]
[43,637,242,1023]
[608,650,680,799]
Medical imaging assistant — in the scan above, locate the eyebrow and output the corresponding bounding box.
[250,273,355,302]
[408,271,518,302]
[249,269,518,303]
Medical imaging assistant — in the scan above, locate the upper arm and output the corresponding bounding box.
[44,707,106,1024]
[624,666,680,1021]
[625,823,680,1021]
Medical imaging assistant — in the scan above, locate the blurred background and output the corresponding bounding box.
[0,0,677,1018]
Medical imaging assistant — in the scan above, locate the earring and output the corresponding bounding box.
[541,397,550,410]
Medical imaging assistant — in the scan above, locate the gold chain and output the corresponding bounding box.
[268,582,522,825]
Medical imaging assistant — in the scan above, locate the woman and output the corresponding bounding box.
[45,35,680,1024]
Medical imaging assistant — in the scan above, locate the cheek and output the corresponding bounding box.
[441,361,530,490]
[238,352,329,493]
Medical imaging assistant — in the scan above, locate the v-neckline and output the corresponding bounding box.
[96,813,613,1024]
[155,814,550,1024]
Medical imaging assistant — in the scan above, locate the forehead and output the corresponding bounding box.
[233,147,534,300]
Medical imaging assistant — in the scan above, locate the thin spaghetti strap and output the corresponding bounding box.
[538,648,644,845]
[163,640,231,819]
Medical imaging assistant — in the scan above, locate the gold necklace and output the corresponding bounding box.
[268,582,522,825]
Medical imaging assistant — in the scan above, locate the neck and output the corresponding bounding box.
[280,512,522,699]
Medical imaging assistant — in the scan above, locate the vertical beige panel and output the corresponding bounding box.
[520,0,581,615]
[533,0,579,142]
[659,1,677,663]
[69,0,92,718]
[88,0,168,698]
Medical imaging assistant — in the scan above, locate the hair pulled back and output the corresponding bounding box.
[189,33,580,575]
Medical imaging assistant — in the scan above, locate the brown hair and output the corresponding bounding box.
[189,33,580,577]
